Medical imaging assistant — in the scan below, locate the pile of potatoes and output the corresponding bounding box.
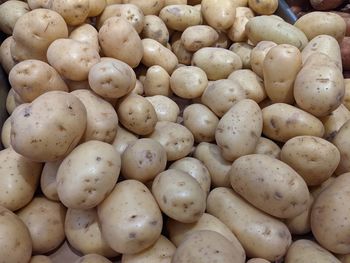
[1,0,350,262]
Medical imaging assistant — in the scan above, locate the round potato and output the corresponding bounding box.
[73,254,112,263]
[0,0,30,35]
[144,65,171,96]
[40,160,62,201]
[30,255,52,263]
[112,125,138,155]
[201,0,236,30]
[253,137,281,159]
[88,0,106,17]
[51,0,90,26]
[141,15,169,46]
[320,104,350,140]
[0,36,16,74]
[70,24,99,52]
[227,7,254,42]
[229,43,253,69]
[145,95,180,122]
[122,0,165,15]
[1,116,11,149]
[333,120,350,175]
[181,25,219,51]
[248,0,278,15]
[250,40,278,78]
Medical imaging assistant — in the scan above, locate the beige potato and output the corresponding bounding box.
[9,59,68,103]
[172,230,245,263]
[165,0,187,4]
[194,142,231,187]
[262,103,325,142]
[122,235,175,263]
[216,99,263,161]
[51,0,89,26]
[142,38,179,74]
[144,65,171,96]
[0,206,32,262]
[27,0,52,9]
[253,137,281,159]
[207,188,292,261]
[98,180,163,254]
[17,197,66,254]
[70,24,99,52]
[320,104,350,140]
[250,40,277,78]
[74,254,112,263]
[228,69,266,103]
[40,160,62,201]
[65,208,118,257]
[57,140,121,209]
[192,47,242,80]
[344,79,350,110]
[263,44,302,103]
[181,25,218,51]
[212,30,231,49]
[0,0,29,35]
[88,0,106,17]
[1,116,11,149]
[106,0,122,4]
[170,66,208,99]
[132,79,144,95]
[201,0,236,30]
[247,259,270,263]
[227,7,254,42]
[171,33,193,65]
[141,15,169,46]
[11,91,87,162]
[333,120,350,175]
[112,125,138,155]
[295,12,346,43]
[338,254,350,263]
[0,36,16,74]
[30,255,52,263]
[6,88,23,115]
[145,95,180,122]
[122,0,165,15]
[99,17,143,68]
[248,0,278,15]
[229,43,253,69]
[65,79,91,92]
[117,94,158,136]
[246,16,308,50]
[152,169,206,223]
[310,176,336,200]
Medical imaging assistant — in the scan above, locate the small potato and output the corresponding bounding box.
[192,47,242,80]
[51,0,90,26]
[122,235,175,263]
[320,104,350,140]
[65,208,118,257]
[40,160,62,201]
[262,103,325,142]
[216,99,263,161]
[65,79,91,92]
[227,7,254,42]
[170,66,208,99]
[172,230,245,263]
[0,36,16,74]
[171,33,193,65]
[112,125,138,155]
[74,254,112,263]
[194,142,231,187]
[117,94,158,136]
[145,95,179,122]
[1,116,11,149]
[88,0,106,17]
[99,17,143,68]
[0,0,30,35]
[144,65,171,96]
[106,0,122,4]
[6,88,23,115]
[122,0,165,15]
[142,38,179,74]
[9,59,68,102]
[181,25,219,51]
[98,180,163,254]
[201,0,236,30]
[229,43,253,69]
[30,256,52,263]
[70,24,99,52]
[17,197,66,254]
[250,40,278,78]
[263,44,302,103]
[248,0,278,15]
[295,12,346,43]
[159,4,202,31]
[333,120,350,175]
[253,137,281,159]
[141,15,169,46]
[57,140,121,209]
[10,91,87,162]
[152,169,206,223]
[247,259,270,263]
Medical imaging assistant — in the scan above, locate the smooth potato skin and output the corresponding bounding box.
[30,255,53,263]
[201,0,236,30]
[0,36,16,74]
[253,137,281,159]
[250,41,277,78]
[51,0,90,26]
[0,0,30,35]
[145,96,179,122]
[141,15,169,45]
[321,104,350,140]
[181,25,219,52]
[332,120,350,175]
[74,254,112,263]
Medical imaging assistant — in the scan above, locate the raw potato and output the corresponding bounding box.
[192,47,242,80]
[181,25,218,52]
[159,4,202,31]
[27,0,52,9]
[263,44,302,103]
[9,59,68,103]
[171,32,193,65]
[10,91,87,162]
[320,104,350,140]
[141,15,169,46]
[122,0,165,15]
[122,235,175,263]
[310,0,344,10]
[0,36,16,74]
[345,79,350,110]
[0,0,30,35]
[148,121,194,161]
[17,197,66,254]
[262,103,325,142]
[47,39,100,81]
[144,65,171,97]
[57,140,121,209]
[112,125,138,155]
[247,259,270,263]
[341,37,350,70]
[172,230,245,263]
[194,142,231,187]
[310,176,336,200]
[294,12,346,43]
[70,24,100,52]
[248,0,278,15]
[30,255,52,263]
[99,17,143,68]
[201,0,236,30]
[216,99,263,161]
[0,206,32,262]
[145,95,180,122]
[51,0,90,26]
[117,94,158,136]
[0,147,42,211]
[6,88,23,114]
[40,160,62,201]
[98,180,163,254]
[65,208,118,257]
[212,30,231,49]
[333,120,350,175]
[88,0,106,17]
[227,7,254,42]
[207,188,292,261]
[253,137,281,159]
[229,43,253,69]
[250,41,277,78]
[74,254,112,263]
[1,116,11,148]
[152,169,206,223]
[170,66,208,99]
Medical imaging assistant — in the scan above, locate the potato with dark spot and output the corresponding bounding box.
[141,15,169,46]
[254,137,281,159]
[51,0,90,26]
[320,104,350,140]
[40,160,62,201]
[74,254,112,263]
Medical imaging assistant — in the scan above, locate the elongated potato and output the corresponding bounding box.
[320,104,350,140]
[250,40,277,78]
[201,0,236,30]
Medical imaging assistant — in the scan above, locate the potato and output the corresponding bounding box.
[0,147,42,211]
[320,104,350,140]
[171,33,193,65]
[27,0,52,9]
[262,103,325,142]
[11,91,87,162]
[310,176,336,199]
[341,37,350,71]
[17,197,66,254]
[30,256,52,263]
[65,208,118,257]
[248,0,278,15]
[247,259,270,263]
[145,95,180,122]
[98,180,163,254]
[246,16,308,50]
[216,99,263,161]
[74,254,112,263]
[6,88,23,115]
[172,230,245,263]
[122,235,175,263]
[112,125,138,155]
[207,188,291,261]
[338,254,350,263]
[0,0,29,35]
[263,44,302,103]
[0,206,32,262]
[65,79,90,92]
[1,116,11,149]
[229,43,253,69]
[57,140,120,209]
[87,0,106,16]
[0,36,16,74]
[51,0,89,26]
[132,79,144,95]
[170,66,207,99]
[227,7,254,43]
[144,65,171,96]
[99,17,143,68]
[9,59,68,103]
[333,120,350,175]
[142,38,179,74]
[250,40,277,78]
[165,0,187,4]
[70,24,99,52]
[194,142,231,187]
[192,47,242,80]
[295,12,346,43]
[253,137,281,159]
[201,0,236,30]
[152,169,206,223]
[11,8,68,62]
[345,79,350,110]
[106,0,122,4]
[181,25,218,51]
[310,0,344,10]
[141,15,169,46]
[122,0,165,15]
[40,160,62,201]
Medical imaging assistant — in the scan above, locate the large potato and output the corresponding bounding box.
[122,0,165,15]
[70,24,99,52]
[112,125,138,155]
[51,0,90,26]
[144,65,171,96]
[0,0,30,35]
[98,180,163,254]
[333,120,350,175]
[145,95,180,122]
[201,0,236,30]
[40,160,62,201]
[250,40,277,78]
[320,104,350,140]
[0,36,16,74]
[181,25,218,52]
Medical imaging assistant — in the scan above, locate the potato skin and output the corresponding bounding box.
[250,40,277,78]
[310,0,344,10]
[74,254,112,263]
[30,255,53,263]
[248,0,278,15]
[201,0,236,30]
[341,37,350,71]
[181,25,219,52]
[1,116,11,149]
[0,0,30,35]
[122,0,165,15]
[40,161,61,201]
[145,95,179,122]
[333,120,350,175]
[320,104,350,140]
[51,0,90,26]
[254,137,281,159]
[141,15,169,46]
[0,36,16,74]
